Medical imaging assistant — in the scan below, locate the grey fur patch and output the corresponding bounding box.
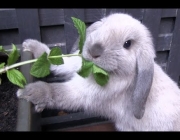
[38,72,73,83]
[132,55,154,119]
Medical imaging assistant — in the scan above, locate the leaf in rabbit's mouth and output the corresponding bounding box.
[92,65,109,86]
[78,58,93,78]
[72,17,109,86]
[78,58,109,86]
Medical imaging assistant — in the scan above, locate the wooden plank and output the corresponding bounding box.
[125,9,144,20]
[41,112,107,131]
[161,9,178,18]
[64,9,85,54]
[166,9,180,82]
[39,9,64,26]
[142,9,162,47]
[16,9,41,131]
[0,8,15,11]
[0,29,20,46]
[48,43,66,55]
[84,9,105,23]
[16,51,40,131]
[156,33,172,51]
[16,9,41,41]
[159,17,175,34]
[1,43,66,57]
[106,9,125,16]
[59,121,115,131]
[41,112,103,126]
[40,25,65,53]
[0,9,18,30]
[155,51,169,64]
[1,44,21,51]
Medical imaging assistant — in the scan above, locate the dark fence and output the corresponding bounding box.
[0,8,180,131]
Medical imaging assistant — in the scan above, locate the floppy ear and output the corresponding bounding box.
[132,50,154,119]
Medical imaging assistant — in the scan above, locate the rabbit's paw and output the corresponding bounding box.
[22,39,50,58]
[22,39,39,52]
[16,81,53,112]
[35,103,46,112]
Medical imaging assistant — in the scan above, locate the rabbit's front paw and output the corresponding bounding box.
[16,81,53,112]
[22,39,39,52]
[22,39,50,58]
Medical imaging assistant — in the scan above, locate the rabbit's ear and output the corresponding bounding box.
[132,50,154,119]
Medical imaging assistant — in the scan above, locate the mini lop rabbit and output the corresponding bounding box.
[16,13,180,131]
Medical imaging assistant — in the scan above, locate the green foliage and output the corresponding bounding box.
[78,58,109,86]
[92,65,109,86]
[0,63,5,69]
[48,47,64,65]
[30,52,51,78]
[78,58,93,77]
[7,69,27,88]
[7,44,20,65]
[0,17,110,88]
[0,46,8,55]
[71,17,86,54]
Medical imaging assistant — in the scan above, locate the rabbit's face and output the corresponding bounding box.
[82,13,155,77]
[82,13,156,119]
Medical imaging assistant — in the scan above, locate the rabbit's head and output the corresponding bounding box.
[82,13,156,119]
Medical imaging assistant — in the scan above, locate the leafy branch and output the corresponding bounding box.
[0,17,109,88]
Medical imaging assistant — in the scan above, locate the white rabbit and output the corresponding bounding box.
[16,13,180,131]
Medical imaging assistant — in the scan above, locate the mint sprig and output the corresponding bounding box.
[0,17,109,88]
[72,17,109,86]
[30,52,51,78]
[0,63,5,69]
[92,65,109,86]
[30,47,64,78]
[48,47,64,65]
[7,69,27,88]
[78,58,93,77]
[7,44,20,66]
[71,17,86,54]
[0,46,8,55]
[78,58,109,86]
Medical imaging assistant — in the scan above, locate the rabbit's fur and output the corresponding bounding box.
[16,13,180,131]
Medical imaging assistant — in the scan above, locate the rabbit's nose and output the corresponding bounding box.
[89,43,104,58]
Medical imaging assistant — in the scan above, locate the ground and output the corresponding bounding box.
[0,73,18,131]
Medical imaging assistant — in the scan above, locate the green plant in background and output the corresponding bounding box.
[0,17,109,88]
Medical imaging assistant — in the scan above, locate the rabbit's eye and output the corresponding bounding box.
[123,40,131,49]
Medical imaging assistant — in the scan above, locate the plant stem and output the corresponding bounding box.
[49,53,81,58]
[0,53,81,74]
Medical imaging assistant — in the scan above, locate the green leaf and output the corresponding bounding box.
[71,17,86,54]
[92,65,109,86]
[30,52,51,78]
[0,46,5,52]
[78,58,93,78]
[7,44,20,65]
[0,63,5,69]
[7,69,27,88]
[0,46,6,53]
[48,47,64,65]
[0,46,8,55]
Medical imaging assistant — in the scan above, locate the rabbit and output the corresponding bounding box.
[16,13,180,131]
